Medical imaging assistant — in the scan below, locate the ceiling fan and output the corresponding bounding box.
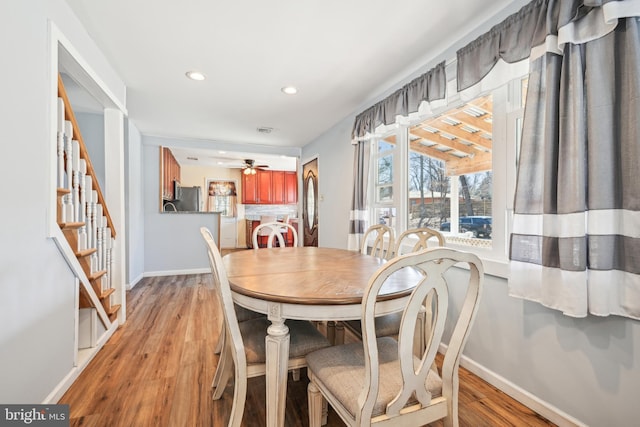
[237,159,269,175]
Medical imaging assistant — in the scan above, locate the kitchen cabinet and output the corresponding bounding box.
[285,172,297,204]
[242,169,297,204]
[161,147,180,200]
[258,170,272,202]
[271,171,286,204]
[245,219,260,248]
[242,173,259,204]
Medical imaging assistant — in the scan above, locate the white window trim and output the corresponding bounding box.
[368,73,527,279]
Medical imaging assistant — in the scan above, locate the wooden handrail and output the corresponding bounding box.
[57,74,117,238]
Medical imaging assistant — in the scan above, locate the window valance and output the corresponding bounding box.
[351,61,446,143]
[456,0,638,91]
[456,0,546,92]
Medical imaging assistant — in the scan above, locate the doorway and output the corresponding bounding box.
[302,158,318,246]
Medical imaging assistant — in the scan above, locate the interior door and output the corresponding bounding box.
[302,158,318,246]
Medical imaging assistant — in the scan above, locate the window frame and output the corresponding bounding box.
[367,75,526,278]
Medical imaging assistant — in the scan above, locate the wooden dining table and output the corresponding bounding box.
[223,246,421,427]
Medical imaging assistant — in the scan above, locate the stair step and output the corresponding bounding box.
[75,248,96,258]
[108,304,121,320]
[57,187,71,196]
[100,288,116,299]
[88,270,107,281]
[59,221,84,229]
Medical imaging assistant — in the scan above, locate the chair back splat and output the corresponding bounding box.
[360,224,395,260]
[253,221,298,248]
[306,247,484,427]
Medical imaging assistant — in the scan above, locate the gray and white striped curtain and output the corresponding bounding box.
[507,0,640,319]
[348,141,370,250]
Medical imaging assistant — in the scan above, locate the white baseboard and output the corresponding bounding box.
[44,321,118,404]
[126,272,144,290]
[438,343,587,427]
[143,268,210,278]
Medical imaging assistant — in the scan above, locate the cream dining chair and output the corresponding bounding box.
[329,224,396,345]
[200,227,329,427]
[306,247,484,427]
[200,227,263,391]
[253,215,277,247]
[360,223,395,260]
[342,227,446,355]
[252,221,298,248]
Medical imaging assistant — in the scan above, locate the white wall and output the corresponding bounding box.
[76,112,105,189]
[445,269,640,426]
[125,119,145,287]
[142,142,219,274]
[301,115,355,250]
[0,0,126,403]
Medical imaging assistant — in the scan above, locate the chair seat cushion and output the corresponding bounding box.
[306,337,442,419]
[240,317,330,364]
[343,312,402,338]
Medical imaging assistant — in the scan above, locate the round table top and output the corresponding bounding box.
[223,246,419,305]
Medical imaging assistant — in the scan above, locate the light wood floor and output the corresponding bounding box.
[60,272,556,427]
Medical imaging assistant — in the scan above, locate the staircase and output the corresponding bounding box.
[56,74,120,327]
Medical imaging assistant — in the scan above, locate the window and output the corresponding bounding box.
[369,76,526,272]
[373,137,397,227]
[407,94,493,246]
[375,139,394,203]
[206,180,237,217]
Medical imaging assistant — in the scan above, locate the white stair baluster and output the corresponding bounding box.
[78,160,88,251]
[62,121,74,223]
[101,215,107,276]
[89,190,98,272]
[96,204,104,275]
[105,228,112,292]
[57,98,65,188]
[72,140,81,222]
[84,177,93,249]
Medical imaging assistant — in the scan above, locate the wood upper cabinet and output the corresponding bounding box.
[242,169,297,204]
[271,171,286,204]
[257,170,272,202]
[285,172,297,204]
[161,147,180,200]
[242,173,258,204]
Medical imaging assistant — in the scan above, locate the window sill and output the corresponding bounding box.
[443,239,509,279]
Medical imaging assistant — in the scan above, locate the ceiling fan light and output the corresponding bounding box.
[243,168,251,175]
[251,168,257,175]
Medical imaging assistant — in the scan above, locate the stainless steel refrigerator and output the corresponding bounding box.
[174,186,201,211]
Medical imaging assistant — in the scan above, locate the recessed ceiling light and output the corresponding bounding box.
[186,71,206,81]
[281,86,297,95]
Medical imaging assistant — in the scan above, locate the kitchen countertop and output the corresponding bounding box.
[161,211,221,214]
